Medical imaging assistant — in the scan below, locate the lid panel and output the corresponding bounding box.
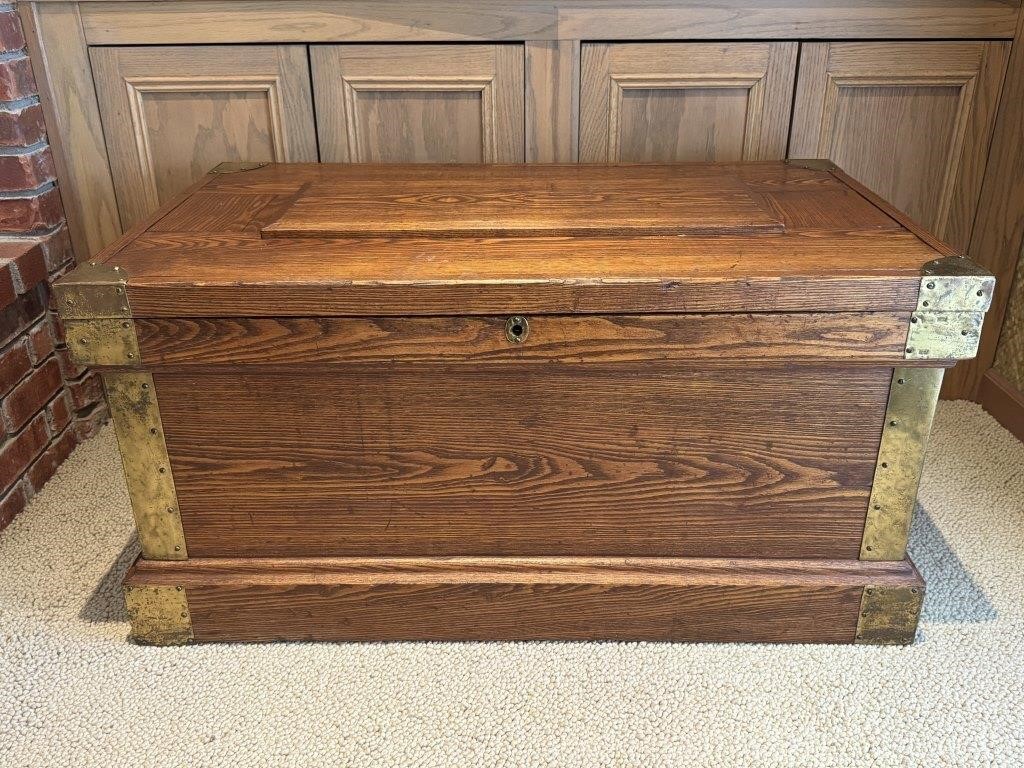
[261,168,786,239]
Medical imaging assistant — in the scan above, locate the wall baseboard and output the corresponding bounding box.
[979,369,1024,443]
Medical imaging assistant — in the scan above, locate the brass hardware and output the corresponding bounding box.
[210,161,269,174]
[906,256,994,360]
[855,585,923,645]
[861,367,942,561]
[52,260,130,320]
[124,585,193,645]
[505,315,530,344]
[64,318,141,367]
[104,372,187,560]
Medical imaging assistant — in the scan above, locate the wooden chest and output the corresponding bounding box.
[55,160,994,645]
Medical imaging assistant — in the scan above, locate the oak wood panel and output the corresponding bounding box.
[525,40,580,163]
[134,314,912,366]
[580,43,796,163]
[126,555,924,643]
[75,1,1021,45]
[947,10,1024,400]
[90,45,318,228]
[790,42,1010,254]
[311,45,524,164]
[20,2,121,259]
[155,366,891,559]
[261,169,785,238]
[979,369,1024,443]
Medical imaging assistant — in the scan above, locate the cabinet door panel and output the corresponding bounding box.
[790,42,1009,251]
[91,45,317,229]
[311,44,524,163]
[580,43,797,163]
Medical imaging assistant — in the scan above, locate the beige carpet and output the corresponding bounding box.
[1,401,1022,767]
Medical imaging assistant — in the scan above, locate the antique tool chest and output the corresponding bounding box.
[54,160,994,646]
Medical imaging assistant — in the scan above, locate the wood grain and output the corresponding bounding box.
[580,43,796,163]
[20,2,122,259]
[525,40,580,163]
[76,1,1020,45]
[89,44,318,228]
[134,313,912,366]
[789,41,1010,254]
[261,168,785,238]
[125,554,925,643]
[948,9,1024,400]
[154,365,891,559]
[979,369,1024,443]
[311,44,524,164]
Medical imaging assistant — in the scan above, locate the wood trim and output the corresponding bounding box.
[946,10,1024,401]
[979,369,1024,442]
[73,1,1020,44]
[124,554,924,644]
[20,1,121,261]
[525,40,580,162]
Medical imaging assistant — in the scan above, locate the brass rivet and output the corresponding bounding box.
[866,589,874,596]
[79,338,89,345]
[856,634,863,640]
[150,428,158,435]
[910,317,919,324]
[922,301,930,307]
[961,330,969,336]
[113,266,121,272]
[906,348,914,354]
[116,287,123,294]
[976,290,984,297]
[181,612,188,619]
[881,462,888,468]
[121,322,130,329]
[911,588,919,594]
[897,378,906,385]
[175,586,182,592]
[127,353,134,359]
[167,507,175,514]
[861,611,868,617]
[141,383,149,389]
[866,546,873,551]
[158,466,167,474]
[890,420,897,426]
[65,297,74,305]
[174,545,181,552]
[873,504,881,510]
[88,261,97,266]
[121,306,129,312]
[926,281,935,290]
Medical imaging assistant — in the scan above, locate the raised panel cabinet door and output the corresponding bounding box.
[790,42,1010,252]
[579,43,797,163]
[311,44,525,163]
[90,45,318,229]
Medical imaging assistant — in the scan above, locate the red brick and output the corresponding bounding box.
[0,146,55,192]
[0,338,30,396]
[0,257,14,308]
[54,344,84,379]
[1,356,61,434]
[0,241,46,292]
[0,479,27,530]
[0,412,48,492]
[0,55,36,101]
[45,389,72,435]
[25,317,54,364]
[72,405,106,441]
[0,101,46,147]
[36,225,74,274]
[27,426,77,492]
[0,283,44,346]
[0,9,26,54]
[67,370,103,411]
[0,186,63,232]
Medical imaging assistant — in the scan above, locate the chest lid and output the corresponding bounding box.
[55,161,990,319]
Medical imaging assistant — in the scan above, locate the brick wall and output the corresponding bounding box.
[0,3,107,530]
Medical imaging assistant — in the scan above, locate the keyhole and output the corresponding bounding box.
[505,315,529,344]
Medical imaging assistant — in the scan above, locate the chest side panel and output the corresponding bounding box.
[154,363,890,559]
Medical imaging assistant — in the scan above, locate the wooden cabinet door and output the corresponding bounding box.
[91,45,317,229]
[311,45,524,163]
[790,42,1009,252]
[580,43,797,163]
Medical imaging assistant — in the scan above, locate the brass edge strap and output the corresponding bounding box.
[861,367,943,561]
[64,318,141,367]
[210,161,269,174]
[104,372,187,560]
[906,256,996,360]
[855,585,924,646]
[124,585,193,646]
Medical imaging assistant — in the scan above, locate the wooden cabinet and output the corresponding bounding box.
[90,45,317,228]
[579,43,797,162]
[790,42,1009,252]
[311,45,524,163]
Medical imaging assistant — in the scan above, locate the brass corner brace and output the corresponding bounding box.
[855,585,924,645]
[53,261,141,367]
[905,256,995,361]
[124,585,193,645]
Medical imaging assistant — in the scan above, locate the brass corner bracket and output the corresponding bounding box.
[124,585,193,645]
[105,372,187,560]
[861,367,943,561]
[906,256,995,360]
[52,260,130,320]
[855,585,924,645]
[210,161,269,174]
[64,318,141,367]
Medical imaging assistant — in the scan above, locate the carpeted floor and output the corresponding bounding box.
[1,401,1022,767]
